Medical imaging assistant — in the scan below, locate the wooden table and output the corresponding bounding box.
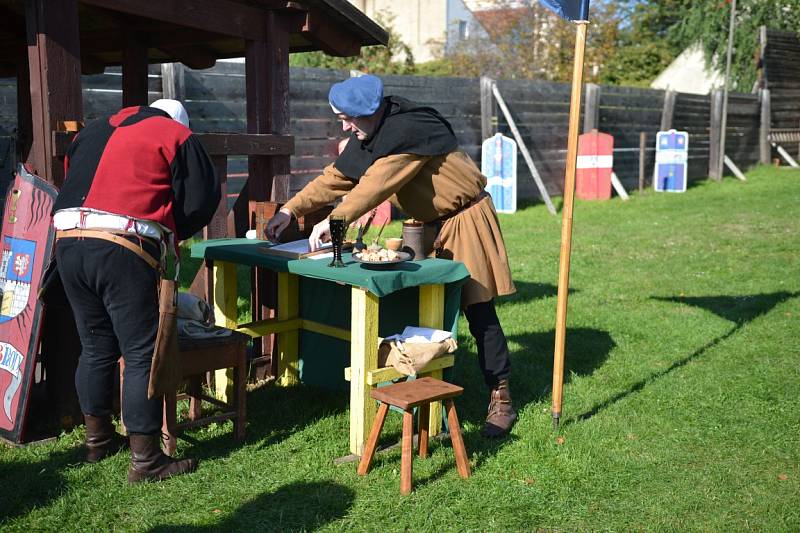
[191,239,470,456]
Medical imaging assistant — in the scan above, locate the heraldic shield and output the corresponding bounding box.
[0,164,57,443]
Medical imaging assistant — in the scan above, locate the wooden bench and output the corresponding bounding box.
[357,377,471,495]
[120,331,249,455]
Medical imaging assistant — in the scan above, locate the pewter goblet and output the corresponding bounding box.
[329,215,346,268]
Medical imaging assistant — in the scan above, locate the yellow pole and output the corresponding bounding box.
[552,20,589,427]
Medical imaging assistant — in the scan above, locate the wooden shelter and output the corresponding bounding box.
[0,0,386,435]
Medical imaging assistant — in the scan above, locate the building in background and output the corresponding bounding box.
[650,43,724,95]
[347,0,488,63]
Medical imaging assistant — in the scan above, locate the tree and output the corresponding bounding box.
[599,0,687,87]
[289,11,415,75]
[673,0,800,91]
[420,0,622,83]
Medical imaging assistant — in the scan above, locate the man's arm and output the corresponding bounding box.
[171,134,221,240]
[281,163,356,219]
[329,153,430,223]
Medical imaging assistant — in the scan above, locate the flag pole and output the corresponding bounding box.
[551,19,589,428]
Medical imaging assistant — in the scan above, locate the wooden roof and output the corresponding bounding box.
[0,0,387,76]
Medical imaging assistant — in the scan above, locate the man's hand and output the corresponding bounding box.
[266,208,292,241]
[308,218,331,251]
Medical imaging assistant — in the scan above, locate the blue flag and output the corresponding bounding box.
[539,0,590,21]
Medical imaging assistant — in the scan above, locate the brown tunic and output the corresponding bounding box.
[282,151,516,307]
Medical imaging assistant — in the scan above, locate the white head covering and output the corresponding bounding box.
[149,99,190,128]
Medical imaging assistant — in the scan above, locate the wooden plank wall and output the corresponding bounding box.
[0,62,769,203]
[764,29,800,130]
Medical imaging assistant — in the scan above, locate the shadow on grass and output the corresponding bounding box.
[566,291,798,426]
[495,280,577,308]
[452,327,615,462]
[0,446,82,525]
[178,382,348,462]
[149,480,354,532]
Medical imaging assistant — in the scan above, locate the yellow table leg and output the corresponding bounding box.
[350,287,379,456]
[418,284,445,436]
[276,272,300,386]
[213,261,238,401]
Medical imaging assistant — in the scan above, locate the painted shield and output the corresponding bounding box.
[576,129,614,200]
[654,129,689,193]
[0,165,57,442]
[481,133,517,214]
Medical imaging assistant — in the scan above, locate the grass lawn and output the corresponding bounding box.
[2,166,798,531]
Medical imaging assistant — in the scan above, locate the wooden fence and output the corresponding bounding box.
[0,51,786,204]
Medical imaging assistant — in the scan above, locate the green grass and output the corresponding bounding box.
[3,166,799,531]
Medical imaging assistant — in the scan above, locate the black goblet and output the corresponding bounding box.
[328,215,346,268]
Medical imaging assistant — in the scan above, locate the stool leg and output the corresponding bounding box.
[187,377,202,421]
[418,404,429,459]
[401,409,414,495]
[445,400,470,479]
[234,349,247,440]
[162,392,178,457]
[357,402,389,476]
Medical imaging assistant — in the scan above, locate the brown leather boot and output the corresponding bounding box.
[481,379,517,438]
[85,414,127,463]
[127,433,197,483]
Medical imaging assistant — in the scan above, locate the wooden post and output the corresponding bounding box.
[418,284,444,437]
[161,62,186,101]
[709,89,724,180]
[552,21,589,426]
[245,11,293,375]
[350,287,379,456]
[213,261,239,401]
[759,88,771,165]
[660,90,676,131]
[276,272,300,386]
[718,0,737,181]
[638,131,646,193]
[24,0,84,186]
[582,83,600,133]
[16,60,32,166]
[122,33,149,107]
[757,25,767,90]
[480,76,496,141]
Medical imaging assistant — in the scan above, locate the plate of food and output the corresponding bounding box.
[352,247,412,267]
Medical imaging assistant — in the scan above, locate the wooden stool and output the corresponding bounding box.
[357,376,471,495]
[120,331,249,455]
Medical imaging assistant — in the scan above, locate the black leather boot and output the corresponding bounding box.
[481,379,517,438]
[127,433,197,483]
[85,414,127,463]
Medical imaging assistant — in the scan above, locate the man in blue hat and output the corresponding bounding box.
[267,75,518,437]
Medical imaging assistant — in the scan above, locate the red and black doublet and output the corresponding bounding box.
[54,106,219,435]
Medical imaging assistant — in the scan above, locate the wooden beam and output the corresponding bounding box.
[80,0,281,41]
[25,0,84,185]
[155,44,217,70]
[122,32,149,107]
[54,131,296,158]
[301,10,361,57]
[80,53,106,75]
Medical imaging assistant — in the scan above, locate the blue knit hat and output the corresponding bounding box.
[328,75,384,117]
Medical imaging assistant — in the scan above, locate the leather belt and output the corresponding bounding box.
[55,229,160,270]
[431,190,489,225]
[428,190,489,254]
